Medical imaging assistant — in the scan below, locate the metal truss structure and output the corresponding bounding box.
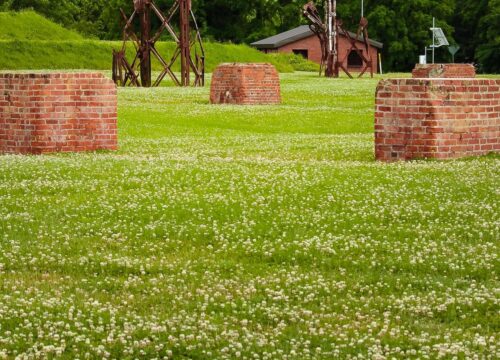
[303,1,373,78]
[112,0,205,87]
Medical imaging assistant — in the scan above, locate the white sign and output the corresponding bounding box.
[430,28,449,48]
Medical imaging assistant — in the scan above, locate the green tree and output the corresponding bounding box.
[364,0,455,71]
[0,0,13,11]
[2,0,498,73]
[452,0,499,73]
[475,0,500,72]
[452,0,488,63]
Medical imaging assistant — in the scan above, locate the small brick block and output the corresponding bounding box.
[210,63,281,105]
[0,72,118,154]
[412,64,476,78]
[375,78,500,161]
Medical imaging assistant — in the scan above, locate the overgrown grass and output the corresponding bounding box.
[0,11,318,73]
[0,73,498,359]
[0,39,320,73]
[0,11,83,41]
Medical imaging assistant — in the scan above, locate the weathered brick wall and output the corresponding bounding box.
[412,64,476,78]
[278,35,380,75]
[278,36,323,65]
[375,78,500,161]
[210,63,281,105]
[0,72,117,154]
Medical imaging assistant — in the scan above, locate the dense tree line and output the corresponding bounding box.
[0,0,498,72]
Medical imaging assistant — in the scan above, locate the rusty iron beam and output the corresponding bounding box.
[302,0,373,79]
[180,0,191,86]
[112,0,205,87]
[137,0,152,87]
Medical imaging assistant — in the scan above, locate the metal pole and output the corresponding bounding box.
[361,0,364,18]
[432,17,435,64]
[332,0,338,77]
[325,0,334,77]
[327,0,332,56]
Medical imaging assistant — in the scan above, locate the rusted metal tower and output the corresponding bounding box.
[303,1,337,77]
[112,0,205,87]
[303,0,373,78]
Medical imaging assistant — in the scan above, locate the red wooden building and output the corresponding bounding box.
[251,25,383,73]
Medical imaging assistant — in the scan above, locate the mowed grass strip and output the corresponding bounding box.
[0,73,498,359]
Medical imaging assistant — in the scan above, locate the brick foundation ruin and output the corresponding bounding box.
[412,63,476,79]
[0,72,117,154]
[210,63,281,105]
[375,78,500,161]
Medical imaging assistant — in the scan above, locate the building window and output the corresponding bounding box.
[293,49,309,59]
[348,50,363,67]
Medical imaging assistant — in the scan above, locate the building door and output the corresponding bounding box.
[347,50,363,68]
[293,49,309,59]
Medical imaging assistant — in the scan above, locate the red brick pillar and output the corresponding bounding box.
[412,64,476,78]
[0,72,118,154]
[375,78,500,161]
[210,63,281,105]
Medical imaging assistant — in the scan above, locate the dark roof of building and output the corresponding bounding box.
[251,25,383,49]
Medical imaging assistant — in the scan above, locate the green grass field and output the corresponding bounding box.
[0,72,498,359]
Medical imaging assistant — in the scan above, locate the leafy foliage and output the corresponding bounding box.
[363,0,455,71]
[0,0,498,72]
[474,0,500,73]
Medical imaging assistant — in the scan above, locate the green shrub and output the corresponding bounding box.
[268,53,320,72]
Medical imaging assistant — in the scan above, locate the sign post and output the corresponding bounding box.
[429,17,449,64]
[448,45,460,63]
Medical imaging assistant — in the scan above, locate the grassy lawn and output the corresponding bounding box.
[0,72,498,359]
